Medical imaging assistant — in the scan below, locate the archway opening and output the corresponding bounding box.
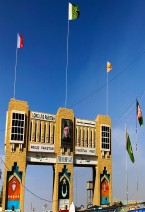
[73,167,93,209]
[24,165,53,212]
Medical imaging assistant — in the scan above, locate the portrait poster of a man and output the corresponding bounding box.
[61,119,72,148]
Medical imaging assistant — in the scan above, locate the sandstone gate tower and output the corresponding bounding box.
[2,98,112,211]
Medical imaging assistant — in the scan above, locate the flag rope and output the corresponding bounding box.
[65,16,70,108]
[125,126,128,205]
[136,107,139,199]
[70,51,145,109]
[13,47,18,98]
[106,72,108,114]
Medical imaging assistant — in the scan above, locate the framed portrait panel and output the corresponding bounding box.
[61,119,73,148]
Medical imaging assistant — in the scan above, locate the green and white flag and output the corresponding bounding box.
[126,130,135,163]
[68,3,80,20]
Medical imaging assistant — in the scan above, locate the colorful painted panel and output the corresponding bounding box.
[58,165,71,210]
[59,176,69,199]
[101,179,109,196]
[6,163,22,210]
[7,176,20,209]
[100,167,110,205]
[100,179,109,205]
[8,176,20,200]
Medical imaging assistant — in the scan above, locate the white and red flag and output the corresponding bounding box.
[17,34,24,48]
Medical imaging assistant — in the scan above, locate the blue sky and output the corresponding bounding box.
[1,0,145,211]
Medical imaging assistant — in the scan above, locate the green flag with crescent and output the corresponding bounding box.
[126,130,135,163]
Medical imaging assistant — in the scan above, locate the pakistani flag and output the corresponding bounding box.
[68,3,80,20]
[136,99,143,127]
[126,130,135,163]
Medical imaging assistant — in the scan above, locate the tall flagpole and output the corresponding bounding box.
[65,5,70,108]
[13,47,18,99]
[13,33,24,98]
[106,62,112,114]
[106,71,108,114]
[136,99,138,199]
[125,125,128,206]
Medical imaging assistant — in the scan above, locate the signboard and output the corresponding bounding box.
[75,147,96,155]
[58,156,73,164]
[74,155,97,165]
[27,152,56,163]
[31,111,55,122]
[76,118,96,127]
[29,144,54,153]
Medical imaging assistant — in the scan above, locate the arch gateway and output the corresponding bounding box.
[2,98,112,211]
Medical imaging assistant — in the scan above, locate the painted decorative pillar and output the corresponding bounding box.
[2,99,29,212]
[52,108,74,211]
[93,115,112,206]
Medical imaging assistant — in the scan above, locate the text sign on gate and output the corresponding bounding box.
[30,144,55,152]
[74,155,97,165]
[76,118,96,127]
[27,152,56,163]
[75,147,96,155]
[31,111,55,122]
[58,156,73,164]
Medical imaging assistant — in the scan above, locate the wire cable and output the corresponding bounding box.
[69,51,145,108]
[0,156,53,203]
